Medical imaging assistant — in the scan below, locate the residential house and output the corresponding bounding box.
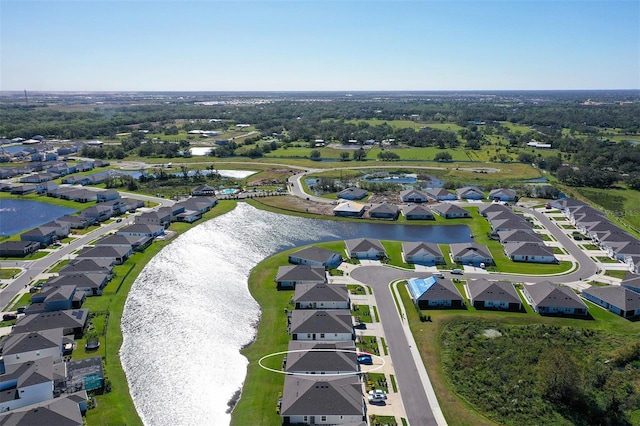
[19,173,56,184]
[401,204,435,220]
[40,220,71,239]
[192,184,217,196]
[431,203,471,219]
[96,189,120,203]
[477,203,511,217]
[80,204,113,223]
[487,188,517,202]
[467,279,521,311]
[285,341,358,375]
[280,375,365,425]
[622,272,640,294]
[496,229,543,244]
[56,215,90,229]
[522,281,588,315]
[76,245,132,265]
[456,186,484,200]
[425,188,457,202]
[12,309,89,338]
[46,273,110,297]
[20,227,58,247]
[0,392,86,426]
[333,201,365,217]
[400,189,428,203]
[28,285,85,313]
[344,238,385,260]
[275,265,327,290]
[337,187,367,200]
[135,211,172,229]
[95,234,152,252]
[368,202,399,220]
[449,243,494,266]
[288,246,342,268]
[289,310,354,341]
[294,283,350,310]
[582,285,640,319]
[58,258,114,276]
[504,242,557,263]
[117,224,165,238]
[490,217,533,234]
[0,328,64,366]
[10,184,37,195]
[0,359,54,412]
[407,277,464,309]
[402,242,444,266]
[0,241,40,257]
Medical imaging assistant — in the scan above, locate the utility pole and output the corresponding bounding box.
[24,90,28,106]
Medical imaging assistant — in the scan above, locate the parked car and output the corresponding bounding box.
[16,306,26,314]
[2,313,17,321]
[451,269,464,275]
[368,394,386,404]
[432,272,444,278]
[116,218,122,223]
[353,322,367,330]
[368,389,387,399]
[357,354,373,365]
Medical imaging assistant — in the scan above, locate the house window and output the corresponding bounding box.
[307,334,311,339]
[303,416,308,422]
[321,416,327,422]
[320,333,325,338]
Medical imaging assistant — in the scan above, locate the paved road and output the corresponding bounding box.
[351,267,438,425]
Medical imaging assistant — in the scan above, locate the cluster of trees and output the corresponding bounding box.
[441,320,640,426]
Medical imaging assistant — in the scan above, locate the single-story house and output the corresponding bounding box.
[368,202,399,220]
[275,265,327,290]
[467,279,521,311]
[344,238,386,260]
[58,258,114,276]
[12,309,90,338]
[46,273,110,297]
[117,223,165,238]
[488,188,517,202]
[449,243,494,266]
[0,240,40,257]
[490,217,533,233]
[20,226,59,247]
[407,276,464,309]
[294,283,350,310]
[80,205,113,223]
[402,204,435,220]
[285,341,358,375]
[56,215,90,229]
[400,189,428,203]
[337,187,367,200]
[522,281,588,315]
[431,203,471,219]
[76,245,132,265]
[333,201,365,217]
[425,188,457,202]
[94,234,153,252]
[288,246,342,268]
[582,285,640,319]
[503,242,557,263]
[280,375,365,425]
[496,229,543,244]
[10,184,37,195]
[456,186,484,200]
[477,203,511,217]
[289,310,354,341]
[402,242,444,266]
[622,272,640,294]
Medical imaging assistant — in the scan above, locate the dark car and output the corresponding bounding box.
[353,322,367,330]
[16,307,26,314]
[357,354,373,365]
[2,313,17,321]
[116,218,123,223]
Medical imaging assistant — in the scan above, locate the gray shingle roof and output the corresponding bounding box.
[497,230,543,243]
[276,265,326,282]
[289,246,341,264]
[344,238,384,254]
[450,243,492,259]
[402,242,442,257]
[583,285,640,312]
[524,281,587,310]
[286,341,358,373]
[294,283,349,304]
[289,310,353,334]
[467,279,520,304]
[281,375,363,416]
[417,278,463,302]
[402,204,434,218]
[504,242,555,258]
[1,328,63,356]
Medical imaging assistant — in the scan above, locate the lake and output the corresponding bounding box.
[0,199,76,236]
[120,202,471,425]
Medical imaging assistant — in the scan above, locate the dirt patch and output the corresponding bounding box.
[481,329,502,338]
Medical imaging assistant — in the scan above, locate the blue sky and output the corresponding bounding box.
[1,0,639,91]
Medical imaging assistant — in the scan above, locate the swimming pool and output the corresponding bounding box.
[218,189,237,195]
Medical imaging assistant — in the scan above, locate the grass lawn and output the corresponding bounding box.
[399,280,640,426]
[603,269,628,279]
[0,268,20,279]
[595,256,618,263]
[7,293,31,311]
[352,303,373,323]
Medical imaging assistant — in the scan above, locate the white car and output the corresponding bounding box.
[368,389,387,399]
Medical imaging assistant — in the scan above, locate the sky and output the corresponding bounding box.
[1,0,639,91]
